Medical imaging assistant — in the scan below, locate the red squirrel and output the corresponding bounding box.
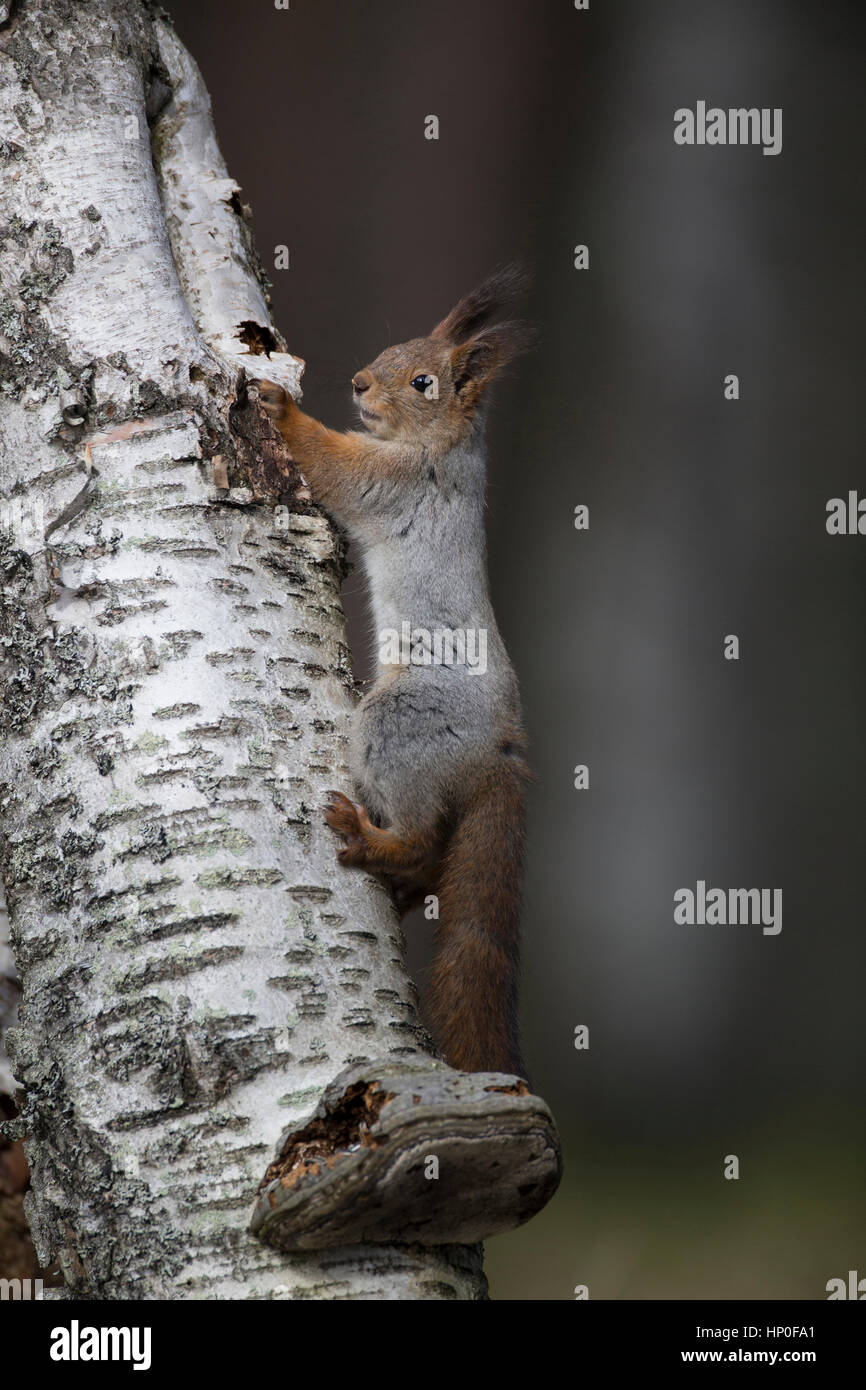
[259,266,532,1077]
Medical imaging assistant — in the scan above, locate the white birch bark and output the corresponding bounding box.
[0,0,486,1299]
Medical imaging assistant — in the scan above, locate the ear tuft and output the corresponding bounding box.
[450,319,535,400]
[433,262,531,344]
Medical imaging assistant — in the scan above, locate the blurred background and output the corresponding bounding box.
[108,0,866,1296]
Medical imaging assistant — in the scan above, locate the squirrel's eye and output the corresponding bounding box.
[410,374,432,393]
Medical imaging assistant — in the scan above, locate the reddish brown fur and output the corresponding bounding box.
[429,758,529,1076]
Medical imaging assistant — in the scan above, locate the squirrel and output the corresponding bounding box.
[258,265,532,1078]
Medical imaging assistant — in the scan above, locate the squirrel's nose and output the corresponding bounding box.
[352,372,371,395]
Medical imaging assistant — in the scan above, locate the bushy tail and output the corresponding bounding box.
[428,764,528,1078]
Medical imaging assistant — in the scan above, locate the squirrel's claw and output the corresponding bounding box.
[257,378,290,418]
[323,790,359,832]
[324,791,368,866]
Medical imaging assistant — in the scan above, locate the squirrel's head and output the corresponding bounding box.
[351,263,532,444]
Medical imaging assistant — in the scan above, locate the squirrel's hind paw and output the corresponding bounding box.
[324,791,368,866]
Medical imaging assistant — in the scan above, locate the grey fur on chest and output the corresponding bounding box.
[356,437,491,633]
[343,432,520,831]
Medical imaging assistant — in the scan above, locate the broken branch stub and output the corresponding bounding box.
[250,1058,562,1250]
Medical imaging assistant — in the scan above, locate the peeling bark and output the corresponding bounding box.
[0,0,486,1300]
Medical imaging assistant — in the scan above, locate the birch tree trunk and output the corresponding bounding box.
[0,0,488,1299]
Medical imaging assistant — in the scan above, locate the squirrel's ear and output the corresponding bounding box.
[450,338,496,400]
[433,263,530,343]
[450,321,533,400]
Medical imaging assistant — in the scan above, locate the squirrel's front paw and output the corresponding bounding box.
[324,791,368,866]
[257,378,291,421]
